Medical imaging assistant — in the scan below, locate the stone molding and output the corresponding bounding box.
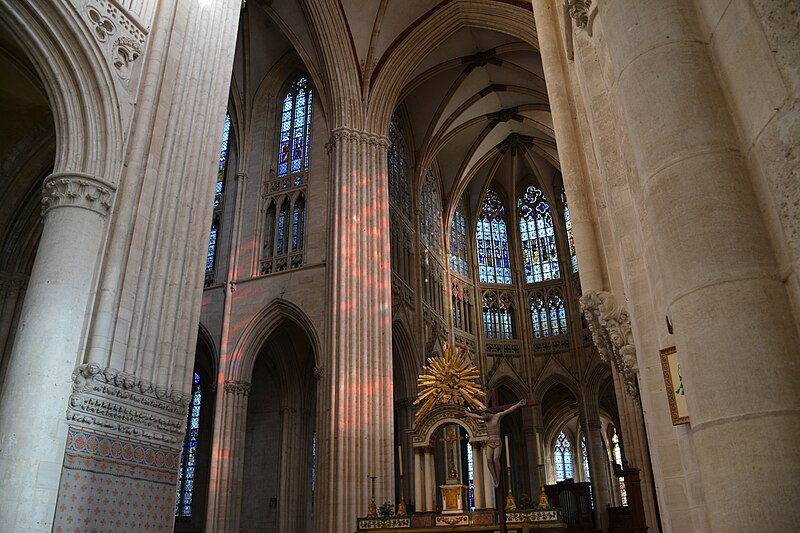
[83,0,147,84]
[579,290,639,401]
[67,363,192,445]
[328,126,391,150]
[42,173,116,217]
[224,380,252,396]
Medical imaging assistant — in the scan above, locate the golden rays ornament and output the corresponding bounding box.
[413,343,486,420]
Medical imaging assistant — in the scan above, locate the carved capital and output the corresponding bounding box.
[329,127,390,150]
[42,173,116,217]
[579,290,639,402]
[224,380,252,396]
[67,363,192,447]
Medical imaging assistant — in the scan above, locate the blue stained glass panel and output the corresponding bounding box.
[277,77,312,177]
[477,189,511,284]
[519,185,560,283]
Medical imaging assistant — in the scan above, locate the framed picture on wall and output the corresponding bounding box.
[660,346,689,425]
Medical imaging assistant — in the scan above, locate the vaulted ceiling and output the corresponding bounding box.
[239,0,561,223]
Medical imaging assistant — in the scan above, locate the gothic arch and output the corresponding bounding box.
[228,298,321,382]
[0,1,123,180]
[531,369,581,402]
[196,322,219,379]
[392,319,418,400]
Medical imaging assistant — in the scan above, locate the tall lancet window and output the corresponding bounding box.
[176,373,202,516]
[449,196,469,276]
[561,191,578,273]
[518,185,559,283]
[554,431,573,482]
[278,77,312,179]
[581,434,590,481]
[419,166,442,255]
[477,188,512,284]
[206,113,231,284]
[388,112,410,218]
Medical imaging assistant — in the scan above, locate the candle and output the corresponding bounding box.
[505,436,511,466]
[398,445,403,476]
[372,444,375,477]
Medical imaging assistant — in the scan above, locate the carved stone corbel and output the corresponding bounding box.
[579,290,639,402]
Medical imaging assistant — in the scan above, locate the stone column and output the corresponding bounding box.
[482,449,496,509]
[315,128,394,530]
[0,174,114,531]
[471,442,485,509]
[424,446,436,512]
[205,380,251,532]
[413,447,424,511]
[530,0,604,291]
[0,273,27,388]
[584,419,611,531]
[595,1,800,531]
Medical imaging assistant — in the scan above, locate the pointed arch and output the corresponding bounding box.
[228,299,321,383]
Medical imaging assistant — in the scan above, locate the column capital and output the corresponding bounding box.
[42,172,116,217]
[224,380,252,396]
[329,126,390,150]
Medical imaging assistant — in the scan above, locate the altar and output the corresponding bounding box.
[356,509,565,532]
[355,345,566,533]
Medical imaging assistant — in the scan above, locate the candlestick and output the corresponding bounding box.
[372,444,375,477]
[398,445,403,476]
[504,435,510,466]
[397,473,407,516]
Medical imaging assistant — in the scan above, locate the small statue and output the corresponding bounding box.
[461,400,526,487]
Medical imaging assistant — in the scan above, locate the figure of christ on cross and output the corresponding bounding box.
[459,399,529,488]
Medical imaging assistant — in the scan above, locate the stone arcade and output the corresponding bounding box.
[0,1,798,532]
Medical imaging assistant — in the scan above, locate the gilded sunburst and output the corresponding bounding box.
[413,343,486,420]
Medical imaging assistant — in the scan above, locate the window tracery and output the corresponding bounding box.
[554,431,574,482]
[482,291,514,339]
[388,112,411,219]
[261,76,311,275]
[477,188,512,284]
[581,433,590,482]
[419,166,443,256]
[450,195,469,277]
[518,185,559,283]
[529,287,567,338]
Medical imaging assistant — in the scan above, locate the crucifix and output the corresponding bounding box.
[460,399,539,488]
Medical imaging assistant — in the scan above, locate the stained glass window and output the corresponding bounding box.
[176,373,202,516]
[476,189,512,284]
[519,185,559,283]
[612,428,627,505]
[548,289,567,336]
[482,292,514,339]
[562,191,578,273]
[529,292,547,338]
[581,434,590,482]
[419,167,442,255]
[206,219,218,273]
[388,112,410,218]
[278,77,312,177]
[311,431,317,494]
[214,113,231,208]
[449,196,470,276]
[291,197,306,253]
[529,288,567,338]
[554,431,573,482]
[206,113,231,277]
[467,435,475,510]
